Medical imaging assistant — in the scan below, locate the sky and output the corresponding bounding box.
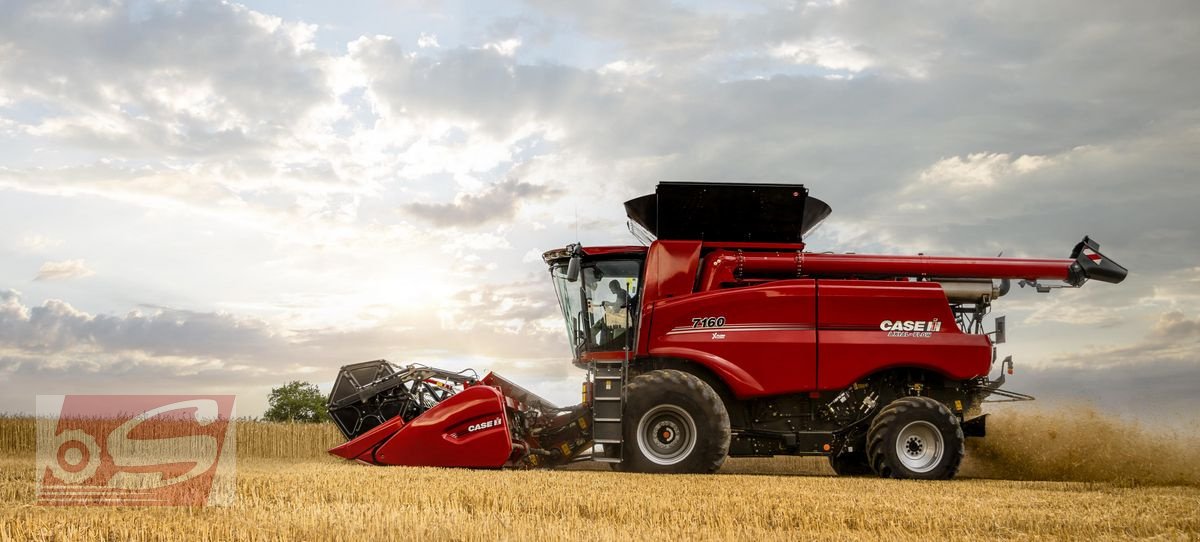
[0,0,1198,425]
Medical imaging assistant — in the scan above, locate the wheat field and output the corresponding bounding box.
[1,408,1198,541]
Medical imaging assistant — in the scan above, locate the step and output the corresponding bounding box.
[592,420,623,442]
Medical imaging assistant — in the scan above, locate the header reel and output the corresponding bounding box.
[327,360,478,440]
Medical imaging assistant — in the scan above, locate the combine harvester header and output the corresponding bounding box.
[327,182,1126,479]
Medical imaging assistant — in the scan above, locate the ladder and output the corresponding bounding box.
[592,278,635,464]
[590,357,626,463]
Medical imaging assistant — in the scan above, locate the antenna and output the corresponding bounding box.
[574,204,579,244]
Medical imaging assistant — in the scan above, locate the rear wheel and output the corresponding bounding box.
[622,369,730,474]
[866,396,964,479]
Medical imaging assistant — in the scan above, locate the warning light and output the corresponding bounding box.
[822,443,831,452]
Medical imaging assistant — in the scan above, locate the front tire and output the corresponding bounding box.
[866,396,964,480]
[623,369,730,473]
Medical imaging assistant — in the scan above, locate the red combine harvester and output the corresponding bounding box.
[328,182,1127,479]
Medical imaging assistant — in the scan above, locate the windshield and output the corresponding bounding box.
[550,259,641,354]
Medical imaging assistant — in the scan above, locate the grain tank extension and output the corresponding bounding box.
[327,182,1126,479]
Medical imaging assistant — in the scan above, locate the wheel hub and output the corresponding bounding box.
[904,435,925,457]
[655,422,678,445]
[636,404,698,466]
[894,420,944,473]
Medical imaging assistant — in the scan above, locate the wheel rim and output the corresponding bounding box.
[895,420,944,473]
[635,404,697,465]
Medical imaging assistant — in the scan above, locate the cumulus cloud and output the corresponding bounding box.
[1047,311,1200,368]
[417,32,439,48]
[1152,311,1200,340]
[0,289,277,357]
[405,178,559,227]
[914,153,1058,190]
[769,38,875,73]
[0,0,327,157]
[33,260,94,281]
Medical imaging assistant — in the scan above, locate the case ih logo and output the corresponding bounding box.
[35,395,236,506]
[467,417,503,433]
[880,319,942,338]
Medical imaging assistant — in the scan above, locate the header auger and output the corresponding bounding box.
[327,182,1126,479]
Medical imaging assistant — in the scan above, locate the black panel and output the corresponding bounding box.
[623,181,831,243]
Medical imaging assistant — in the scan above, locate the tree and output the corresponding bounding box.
[263,381,328,423]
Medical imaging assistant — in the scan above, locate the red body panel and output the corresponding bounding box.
[642,240,702,301]
[329,385,514,467]
[815,280,991,390]
[647,280,818,397]
[633,239,1036,397]
[328,415,406,463]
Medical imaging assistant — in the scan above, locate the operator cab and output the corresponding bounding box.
[544,245,647,362]
[544,182,830,364]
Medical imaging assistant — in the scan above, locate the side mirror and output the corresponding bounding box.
[566,255,581,282]
[993,316,1006,344]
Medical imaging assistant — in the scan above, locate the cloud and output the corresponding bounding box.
[0,282,582,414]
[1022,287,1127,327]
[17,234,62,252]
[769,38,875,73]
[405,178,559,227]
[483,38,522,57]
[0,0,328,158]
[417,33,439,48]
[1047,311,1200,368]
[914,152,1058,191]
[1152,311,1200,340]
[0,289,278,358]
[1002,358,1200,426]
[995,310,1200,424]
[33,260,94,281]
[523,0,726,64]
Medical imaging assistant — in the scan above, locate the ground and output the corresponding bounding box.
[2,455,1198,541]
[1,408,1198,541]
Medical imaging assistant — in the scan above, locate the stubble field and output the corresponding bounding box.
[1,407,1197,541]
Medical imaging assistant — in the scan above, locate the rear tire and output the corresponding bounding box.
[866,396,964,480]
[622,369,730,474]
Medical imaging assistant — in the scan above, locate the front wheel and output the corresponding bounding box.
[622,369,730,474]
[866,396,964,479]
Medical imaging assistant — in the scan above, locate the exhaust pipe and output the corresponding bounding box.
[936,279,1005,304]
